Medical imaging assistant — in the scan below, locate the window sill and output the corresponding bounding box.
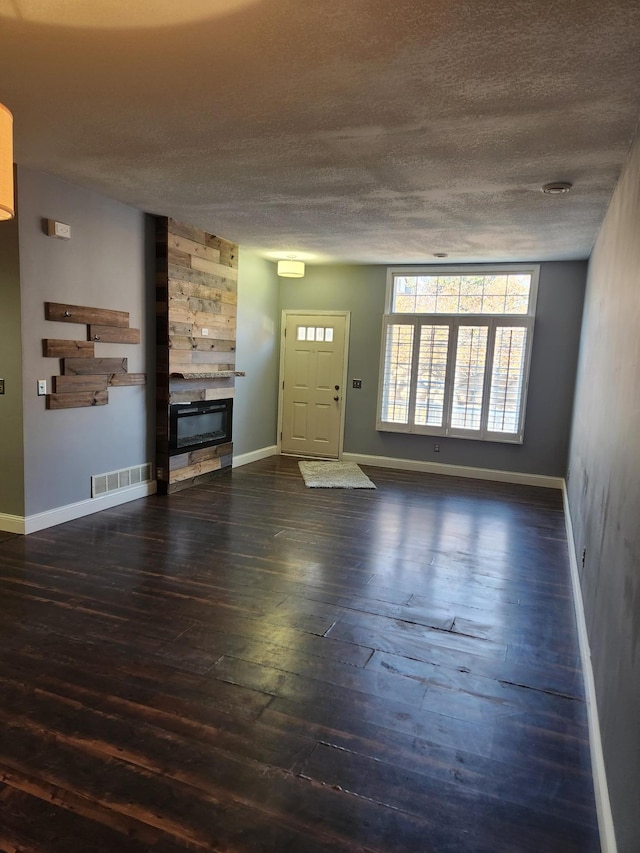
[376,423,524,445]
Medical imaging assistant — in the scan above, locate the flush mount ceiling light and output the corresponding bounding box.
[433,252,448,258]
[541,181,572,195]
[277,257,305,278]
[0,0,260,28]
[0,102,14,221]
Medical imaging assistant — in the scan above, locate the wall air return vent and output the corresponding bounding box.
[91,463,152,498]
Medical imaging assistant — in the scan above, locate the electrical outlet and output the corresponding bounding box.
[352,379,362,389]
[434,443,440,452]
[37,379,47,396]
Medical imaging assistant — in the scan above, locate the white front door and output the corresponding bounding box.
[280,312,349,458]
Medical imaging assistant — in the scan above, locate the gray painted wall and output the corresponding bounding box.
[234,249,280,456]
[17,167,153,517]
[0,209,25,517]
[279,260,586,477]
[567,131,640,853]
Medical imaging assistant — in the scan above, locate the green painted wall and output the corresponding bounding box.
[279,260,586,477]
[234,249,280,456]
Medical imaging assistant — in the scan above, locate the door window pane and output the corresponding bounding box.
[296,325,335,342]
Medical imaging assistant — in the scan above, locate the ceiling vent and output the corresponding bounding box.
[541,181,572,195]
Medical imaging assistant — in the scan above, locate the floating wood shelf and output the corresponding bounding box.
[43,301,146,409]
[43,339,95,358]
[46,302,129,328]
[47,390,109,410]
[108,373,147,386]
[63,357,128,376]
[52,373,146,394]
[89,324,141,344]
[54,375,109,393]
[169,371,245,379]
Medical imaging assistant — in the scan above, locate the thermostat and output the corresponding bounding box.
[46,219,71,240]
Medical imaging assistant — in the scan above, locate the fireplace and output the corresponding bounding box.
[169,398,233,456]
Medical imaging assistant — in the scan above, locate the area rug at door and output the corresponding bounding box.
[298,460,376,489]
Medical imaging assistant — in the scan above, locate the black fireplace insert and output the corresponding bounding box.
[169,398,233,456]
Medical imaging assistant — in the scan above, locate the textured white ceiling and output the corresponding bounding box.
[1,0,640,263]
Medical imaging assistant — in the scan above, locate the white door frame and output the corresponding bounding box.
[277,310,351,459]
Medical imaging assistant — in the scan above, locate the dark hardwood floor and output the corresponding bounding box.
[0,456,599,852]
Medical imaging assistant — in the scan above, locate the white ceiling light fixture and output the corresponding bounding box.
[0,0,260,28]
[277,257,305,278]
[541,181,572,195]
[0,103,14,221]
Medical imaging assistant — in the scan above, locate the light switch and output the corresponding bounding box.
[37,379,47,396]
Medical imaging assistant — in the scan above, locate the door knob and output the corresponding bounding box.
[335,385,340,390]
[333,396,339,401]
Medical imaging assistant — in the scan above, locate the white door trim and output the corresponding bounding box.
[277,310,351,459]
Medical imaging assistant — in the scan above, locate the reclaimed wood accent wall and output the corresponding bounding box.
[155,217,239,494]
[43,302,145,409]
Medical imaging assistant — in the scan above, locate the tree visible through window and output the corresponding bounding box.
[377,267,538,443]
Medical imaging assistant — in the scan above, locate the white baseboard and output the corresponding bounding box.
[0,513,26,535]
[343,452,564,489]
[22,481,157,535]
[232,445,278,468]
[562,484,617,853]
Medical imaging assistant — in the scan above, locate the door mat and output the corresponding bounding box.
[298,460,376,489]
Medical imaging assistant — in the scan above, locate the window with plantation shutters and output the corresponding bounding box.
[377,266,538,443]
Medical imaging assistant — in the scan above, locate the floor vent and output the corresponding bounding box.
[91,463,152,498]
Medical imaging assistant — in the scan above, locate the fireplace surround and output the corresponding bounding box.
[169,398,233,457]
[155,217,238,493]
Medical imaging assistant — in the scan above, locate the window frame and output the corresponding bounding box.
[376,264,539,444]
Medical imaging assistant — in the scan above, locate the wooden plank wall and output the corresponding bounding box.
[43,303,145,409]
[156,218,239,494]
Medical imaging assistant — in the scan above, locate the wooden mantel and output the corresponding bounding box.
[170,371,245,379]
[155,217,239,494]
